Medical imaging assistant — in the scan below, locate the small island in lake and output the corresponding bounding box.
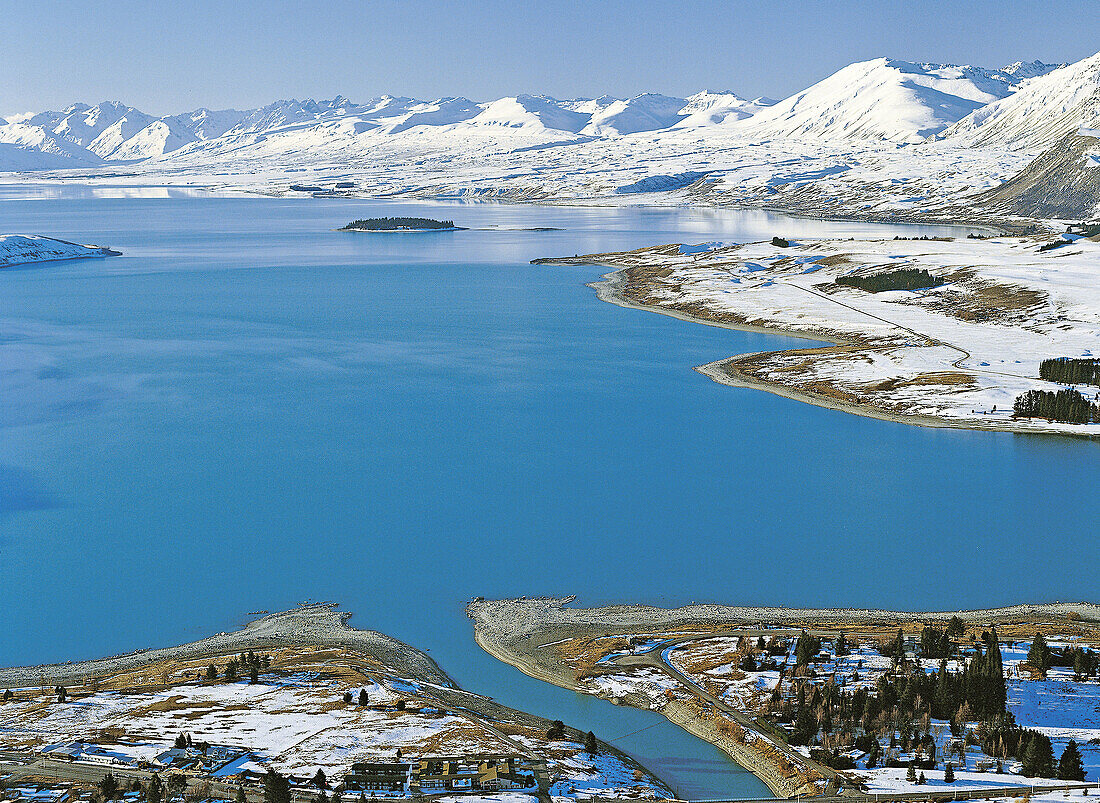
[339,216,466,231]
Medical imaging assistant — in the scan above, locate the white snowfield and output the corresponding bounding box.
[588,234,1100,435]
[1,53,1096,220]
[0,234,118,267]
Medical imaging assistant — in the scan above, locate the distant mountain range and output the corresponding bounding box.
[2,51,1098,185]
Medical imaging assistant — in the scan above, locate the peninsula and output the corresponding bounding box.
[535,228,1100,437]
[0,604,669,803]
[469,597,1100,799]
[0,234,120,267]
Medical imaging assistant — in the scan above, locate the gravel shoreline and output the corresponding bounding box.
[0,603,451,688]
[469,597,1100,646]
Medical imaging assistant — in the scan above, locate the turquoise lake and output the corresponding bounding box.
[2,190,1097,798]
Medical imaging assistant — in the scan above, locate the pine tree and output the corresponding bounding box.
[206,664,217,681]
[1028,633,1050,672]
[235,786,247,803]
[795,631,820,666]
[1057,740,1086,781]
[917,772,926,785]
[585,731,598,755]
[99,772,119,800]
[264,770,291,803]
[907,763,917,783]
[1022,733,1055,778]
[146,774,163,803]
[944,763,955,783]
[313,769,327,789]
[250,666,259,685]
[358,689,369,706]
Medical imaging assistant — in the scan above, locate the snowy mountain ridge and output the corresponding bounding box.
[0,52,1092,178]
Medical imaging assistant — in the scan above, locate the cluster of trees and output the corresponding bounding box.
[1039,357,1100,387]
[340,217,456,231]
[96,772,188,803]
[978,725,1087,779]
[1026,633,1098,678]
[771,629,1006,750]
[342,688,371,706]
[1013,388,1100,424]
[836,268,944,293]
[207,651,270,684]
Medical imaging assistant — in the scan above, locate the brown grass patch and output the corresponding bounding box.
[924,271,1048,324]
[866,372,978,392]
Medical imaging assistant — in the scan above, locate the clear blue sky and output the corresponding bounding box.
[3,0,1098,115]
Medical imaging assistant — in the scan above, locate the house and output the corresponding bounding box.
[40,742,140,767]
[413,759,477,791]
[345,763,411,793]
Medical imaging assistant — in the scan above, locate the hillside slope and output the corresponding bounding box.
[973,130,1100,219]
[942,51,1100,150]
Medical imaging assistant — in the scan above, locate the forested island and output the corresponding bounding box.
[338,217,465,231]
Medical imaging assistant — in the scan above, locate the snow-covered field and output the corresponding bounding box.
[0,650,667,800]
[578,233,1100,435]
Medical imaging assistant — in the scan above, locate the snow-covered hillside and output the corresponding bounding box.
[730,58,1058,142]
[0,235,119,267]
[942,51,1100,149]
[580,93,688,135]
[0,123,104,168]
[672,91,774,127]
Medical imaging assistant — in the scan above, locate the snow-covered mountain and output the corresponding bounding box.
[0,122,105,168]
[729,58,1060,143]
[0,52,1087,174]
[17,100,249,161]
[580,93,688,136]
[672,91,774,128]
[941,52,1100,150]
